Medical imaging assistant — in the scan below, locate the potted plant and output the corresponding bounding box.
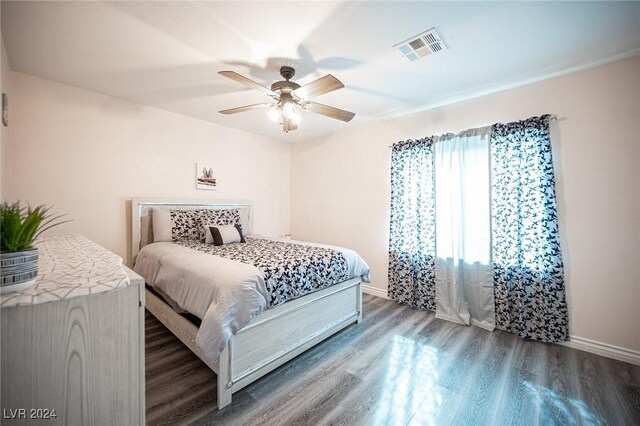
[0,202,69,294]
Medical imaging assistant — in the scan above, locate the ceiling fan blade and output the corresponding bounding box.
[219,103,273,115]
[292,74,344,100]
[283,117,298,132]
[218,71,277,97]
[306,102,355,122]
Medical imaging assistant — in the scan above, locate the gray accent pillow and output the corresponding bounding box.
[139,215,154,248]
[151,209,172,242]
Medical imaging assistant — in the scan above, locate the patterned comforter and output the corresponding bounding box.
[175,238,350,307]
[135,237,368,362]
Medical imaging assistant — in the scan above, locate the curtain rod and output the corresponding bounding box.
[389,115,559,148]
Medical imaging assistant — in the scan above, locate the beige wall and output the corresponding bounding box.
[291,56,640,352]
[0,36,11,196]
[2,72,291,264]
[3,48,638,352]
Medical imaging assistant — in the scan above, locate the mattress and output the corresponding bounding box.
[134,236,370,361]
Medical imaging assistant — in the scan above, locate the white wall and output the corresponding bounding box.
[291,56,640,352]
[2,72,291,264]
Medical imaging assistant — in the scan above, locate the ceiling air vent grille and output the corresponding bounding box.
[394,27,448,62]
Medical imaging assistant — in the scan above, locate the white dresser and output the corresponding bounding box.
[1,236,145,425]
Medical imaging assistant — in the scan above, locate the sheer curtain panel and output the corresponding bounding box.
[434,129,495,330]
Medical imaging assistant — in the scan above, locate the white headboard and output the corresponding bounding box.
[131,197,252,265]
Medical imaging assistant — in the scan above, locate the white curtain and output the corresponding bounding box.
[434,130,495,331]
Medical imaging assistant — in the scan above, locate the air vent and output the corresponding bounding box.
[394,27,448,62]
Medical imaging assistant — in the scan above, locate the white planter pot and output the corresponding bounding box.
[0,248,38,294]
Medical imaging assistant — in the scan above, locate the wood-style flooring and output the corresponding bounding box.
[146,294,640,425]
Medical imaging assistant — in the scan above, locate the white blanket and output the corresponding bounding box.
[134,238,370,362]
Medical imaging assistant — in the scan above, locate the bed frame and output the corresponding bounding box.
[131,198,363,409]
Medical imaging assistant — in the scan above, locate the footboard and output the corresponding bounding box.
[145,278,362,410]
[216,278,362,407]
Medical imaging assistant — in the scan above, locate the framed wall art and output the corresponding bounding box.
[196,163,216,190]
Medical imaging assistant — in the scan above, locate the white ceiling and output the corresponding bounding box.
[2,1,640,142]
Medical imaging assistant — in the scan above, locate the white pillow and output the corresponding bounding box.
[238,208,252,236]
[206,225,245,246]
[151,209,172,242]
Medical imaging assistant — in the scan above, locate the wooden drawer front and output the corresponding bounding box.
[1,285,142,426]
[232,284,358,377]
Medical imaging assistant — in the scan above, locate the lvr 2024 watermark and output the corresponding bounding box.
[3,408,58,420]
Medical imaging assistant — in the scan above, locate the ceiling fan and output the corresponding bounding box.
[218,66,355,133]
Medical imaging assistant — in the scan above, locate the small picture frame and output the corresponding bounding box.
[196,163,216,190]
[2,93,7,127]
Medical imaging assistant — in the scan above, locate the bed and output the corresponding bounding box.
[131,198,369,409]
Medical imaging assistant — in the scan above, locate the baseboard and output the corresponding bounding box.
[559,335,640,366]
[362,285,389,299]
[362,285,639,365]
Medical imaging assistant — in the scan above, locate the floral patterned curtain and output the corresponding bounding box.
[491,115,568,342]
[388,138,436,311]
[389,115,568,343]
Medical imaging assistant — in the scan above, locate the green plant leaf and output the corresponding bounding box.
[1,201,71,251]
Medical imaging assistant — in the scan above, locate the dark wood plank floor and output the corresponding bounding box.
[146,294,640,425]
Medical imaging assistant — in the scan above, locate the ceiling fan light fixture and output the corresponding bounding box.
[219,66,355,132]
[267,106,281,122]
[290,111,301,125]
[282,101,298,120]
